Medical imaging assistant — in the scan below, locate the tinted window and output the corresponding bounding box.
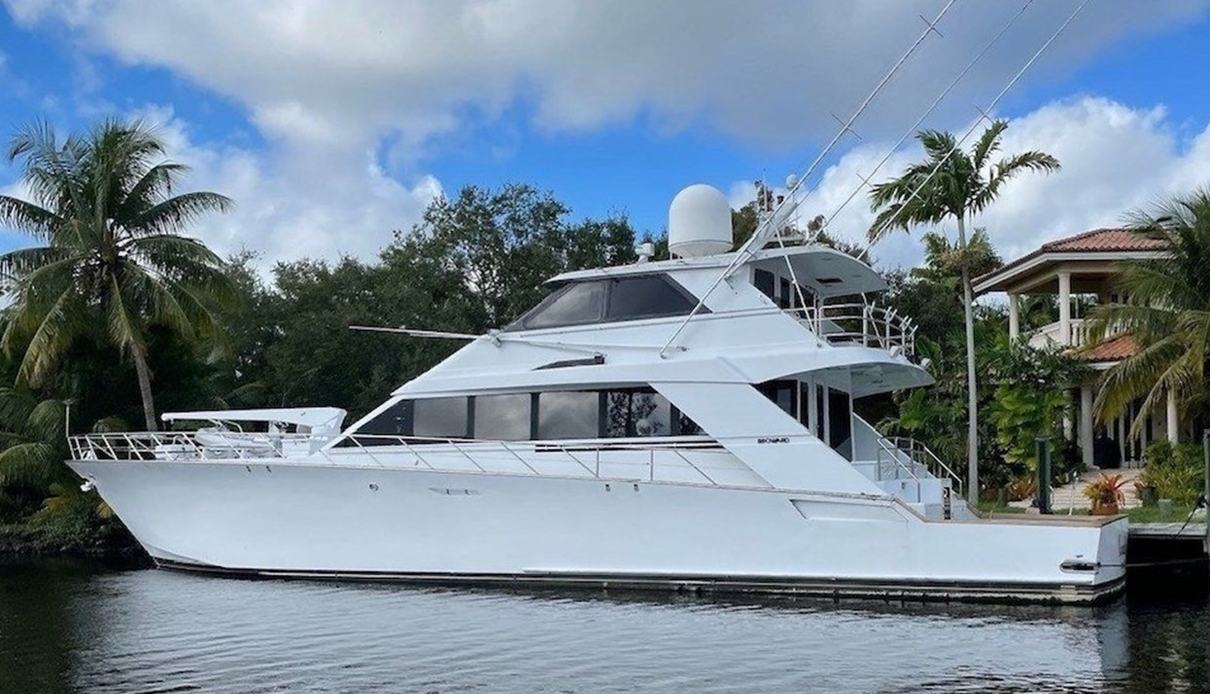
[759,380,797,418]
[357,400,412,436]
[474,394,531,440]
[828,388,852,459]
[523,281,607,329]
[754,269,775,300]
[604,389,673,438]
[675,409,704,436]
[537,391,600,439]
[778,278,792,309]
[604,391,631,438]
[630,391,672,437]
[605,276,695,321]
[413,397,469,438]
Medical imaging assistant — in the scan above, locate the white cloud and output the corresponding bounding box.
[5,0,1206,150]
[130,106,442,270]
[742,96,1210,270]
[4,1,1208,275]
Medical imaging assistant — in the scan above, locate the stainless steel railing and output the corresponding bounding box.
[798,302,915,356]
[68,431,727,487]
[886,435,963,498]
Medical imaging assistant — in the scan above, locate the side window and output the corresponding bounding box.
[758,380,797,418]
[522,281,607,329]
[474,394,531,440]
[630,390,672,437]
[674,409,704,436]
[778,278,792,309]
[603,389,673,437]
[754,269,775,301]
[357,400,412,437]
[413,397,469,438]
[537,391,600,439]
[605,276,696,321]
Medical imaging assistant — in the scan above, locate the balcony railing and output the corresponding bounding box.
[799,302,915,357]
[1027,318,1128,351]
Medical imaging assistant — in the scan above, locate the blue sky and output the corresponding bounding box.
[2,1,1209,270]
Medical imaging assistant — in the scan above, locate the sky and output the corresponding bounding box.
[1,0,1209,273]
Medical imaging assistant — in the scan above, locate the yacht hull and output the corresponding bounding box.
[71,459,1127,605]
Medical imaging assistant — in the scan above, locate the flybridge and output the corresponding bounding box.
[548,245,887,299]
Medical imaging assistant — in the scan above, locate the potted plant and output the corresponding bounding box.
[1134,478,1158,507]
[1084,473,1127,515]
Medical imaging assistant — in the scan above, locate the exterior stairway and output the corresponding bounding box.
[850,415,973,520]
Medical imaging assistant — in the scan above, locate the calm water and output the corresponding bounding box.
[2,560,1210,693]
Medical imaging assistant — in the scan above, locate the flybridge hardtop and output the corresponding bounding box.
[544,244,886,294]
[389,243,929,401]
[67,183,1127,605]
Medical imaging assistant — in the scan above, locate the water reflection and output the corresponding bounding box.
[1,559,1207,692]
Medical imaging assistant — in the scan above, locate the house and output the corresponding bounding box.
[972,228,1173,468]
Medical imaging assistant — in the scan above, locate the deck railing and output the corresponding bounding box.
[68,431,729,487]
[886,436,963,499]
[798,302,915,357]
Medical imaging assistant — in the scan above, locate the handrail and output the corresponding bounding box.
[873,435,921,500]
[796,302,915,356]
[887,435,963,498]
[68,431,728,487]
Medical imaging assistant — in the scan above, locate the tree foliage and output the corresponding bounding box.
[1089,188,1210,434]
[0,120,234,430]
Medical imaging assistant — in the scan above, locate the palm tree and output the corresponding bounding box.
[1088,189,1210,435]
[0,120,233,430]
[867,120,1060,501]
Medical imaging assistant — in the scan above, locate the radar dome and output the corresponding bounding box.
[668,184,733,258]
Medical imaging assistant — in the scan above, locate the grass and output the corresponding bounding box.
[975,501,1026,514]
[1125,504,1200,524]
[977,500,1205,522]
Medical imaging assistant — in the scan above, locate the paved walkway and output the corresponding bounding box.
[1010,468,1144,512]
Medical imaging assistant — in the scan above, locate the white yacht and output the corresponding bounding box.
[69,185,1127,604]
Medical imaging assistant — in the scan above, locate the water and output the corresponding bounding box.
[2,560,1209,693]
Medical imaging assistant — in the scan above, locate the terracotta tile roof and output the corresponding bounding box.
[1077,333,1138,362]
[974,228,1170,292]
[1039,228,1169,253]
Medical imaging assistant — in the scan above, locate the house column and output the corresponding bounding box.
[1080,385,1094,467]
[1167,389,1179,443]
[1008,292,1020,340]
[1058,271,1072,346]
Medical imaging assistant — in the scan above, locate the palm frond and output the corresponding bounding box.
[970,119,1008,171]
[0,441,57,487]
[0,195,61,242]
[126,192,232,236]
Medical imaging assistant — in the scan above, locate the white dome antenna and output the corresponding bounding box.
[668,184,733,259]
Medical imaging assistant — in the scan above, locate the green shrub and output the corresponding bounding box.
[1140,441,1203,506]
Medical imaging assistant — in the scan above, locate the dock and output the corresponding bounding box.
[1126,522,1208,585]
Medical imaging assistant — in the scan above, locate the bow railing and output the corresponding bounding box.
[68,431,730,487]
[799,302,915,356]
